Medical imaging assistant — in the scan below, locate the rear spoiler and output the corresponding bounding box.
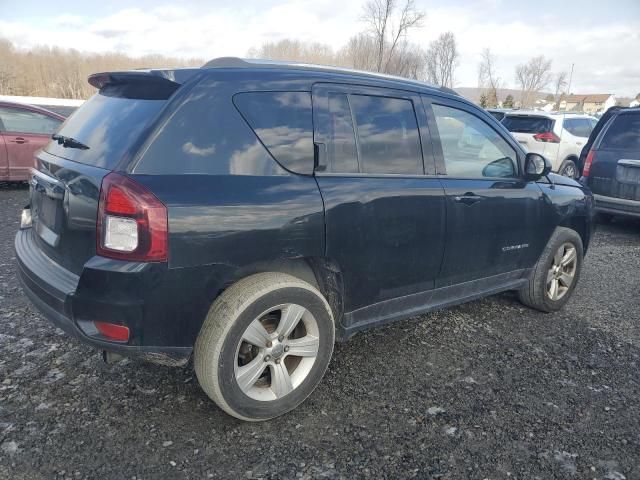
[88,69,198,99]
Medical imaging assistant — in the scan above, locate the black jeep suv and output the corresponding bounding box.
[15,58,595,420]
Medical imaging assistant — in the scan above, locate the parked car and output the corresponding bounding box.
[15,59,595,421]
[486,108,512,121]
[580,107,640,221]
[0,101,65,182]
[502,111,598,178]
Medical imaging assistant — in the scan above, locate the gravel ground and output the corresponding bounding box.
[1,182,639,480]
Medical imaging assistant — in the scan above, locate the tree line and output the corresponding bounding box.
[0,38,202,99]
[0,0,607,108]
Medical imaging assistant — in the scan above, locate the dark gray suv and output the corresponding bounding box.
[581,107,640,220]
[16,58,594,420]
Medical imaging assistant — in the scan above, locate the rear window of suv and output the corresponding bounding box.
[600,113,640,150]
[45,92,166,169]
[502,115,554,134]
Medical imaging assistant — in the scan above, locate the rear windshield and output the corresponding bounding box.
[45,92,165,169]
[600,113,640,150]
[502,115,554,134]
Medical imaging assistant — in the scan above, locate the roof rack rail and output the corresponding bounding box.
[200,56,455,95]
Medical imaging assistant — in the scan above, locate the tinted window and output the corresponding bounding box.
[135,82,283,176]
[45,93,165,169]
[601,113,640,150]
[433,104,518,178]
[349,95,422,175]
[502,115,554,134]
[488,111,505,121]
[0,107,61,135]
[563,118,592,137]
[234,92,314,174]
[326,93,358,173]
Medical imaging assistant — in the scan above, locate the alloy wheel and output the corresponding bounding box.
[546,242,577,301]
[562,163,577,179]
[234,303,320,401]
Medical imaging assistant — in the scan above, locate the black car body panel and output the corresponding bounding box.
[15,61,595,359]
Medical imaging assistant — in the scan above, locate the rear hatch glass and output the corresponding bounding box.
[589,112,640,200]
[502,115,554,133]
[600,113,640,150]
[29,71,188,274]
[45,92,166,169]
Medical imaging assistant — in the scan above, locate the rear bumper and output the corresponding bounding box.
[594,193,640,218]
[15,228,192,366]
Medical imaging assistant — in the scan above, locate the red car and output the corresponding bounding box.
[0,101,65,182]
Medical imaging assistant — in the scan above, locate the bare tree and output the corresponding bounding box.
[0,37,203,99]
[478,48,501,107]
[248,39,336,65]
[361,0,425,74]
[553,71,567,109]
[338,34,378,71]
[424,32,459,88]
[515,55,553,108]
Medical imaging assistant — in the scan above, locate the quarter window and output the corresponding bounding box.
[0,107,61,135]
[433,104,518,178]
[349,95,423,175]
[234,92,314,174]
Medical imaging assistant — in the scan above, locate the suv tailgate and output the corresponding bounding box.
[27,69,196,275]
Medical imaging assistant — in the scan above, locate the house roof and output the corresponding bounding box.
[564,93,613,104]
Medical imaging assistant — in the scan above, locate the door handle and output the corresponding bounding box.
[454,194,484,206]
[10,137,27,144]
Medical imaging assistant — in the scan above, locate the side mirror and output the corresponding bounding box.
[524,153,552,180]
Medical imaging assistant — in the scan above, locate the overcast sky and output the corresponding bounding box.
[1,0,639,96]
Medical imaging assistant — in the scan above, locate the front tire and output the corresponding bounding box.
[194,272,335,421]
[518,227,583,312]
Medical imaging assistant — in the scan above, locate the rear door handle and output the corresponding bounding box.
[10,137,27,144]
[454,194,484,206]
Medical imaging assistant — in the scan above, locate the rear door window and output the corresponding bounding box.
[502,115,554,134]
[563,118,592,137]
[349,95,423,175]
[0,107,61,134]
[234,92,314,174]
[45,93,166,169]
[326,92,359,173]
[600,113,640,150]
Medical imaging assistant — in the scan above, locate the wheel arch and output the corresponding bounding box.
[559,215,590,253]
[215,257,346,331]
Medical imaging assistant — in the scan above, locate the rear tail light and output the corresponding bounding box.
[94,321,130,342]
[533,131,561,143]
[97,173,168,262]
[582,150,596,177]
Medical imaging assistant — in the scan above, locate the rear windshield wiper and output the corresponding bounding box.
[51,134,90,150]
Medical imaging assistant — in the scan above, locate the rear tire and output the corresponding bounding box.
[559,159,578,179]
[518,227,583,313]
[194,272,335,421]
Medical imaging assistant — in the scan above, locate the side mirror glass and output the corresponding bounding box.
[524,153,552,180]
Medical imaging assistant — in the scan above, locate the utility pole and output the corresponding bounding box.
[565,63,575,111]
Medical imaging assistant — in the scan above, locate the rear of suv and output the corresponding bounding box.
[15,58,594,421]
[502,112,597,178]
[581,107,640,220]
